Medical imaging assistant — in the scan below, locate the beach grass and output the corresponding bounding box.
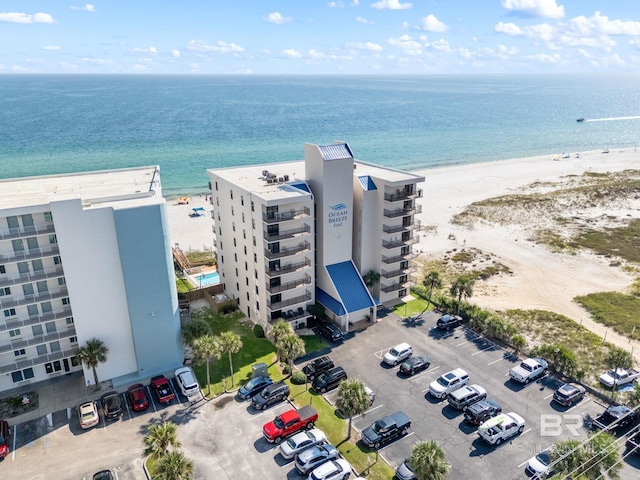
[184,250,216,266]
[575,284,640,341]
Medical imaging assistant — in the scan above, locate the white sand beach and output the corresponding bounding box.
[165,148,640,358]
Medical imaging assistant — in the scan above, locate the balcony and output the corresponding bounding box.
[0,287,69,310]
[384,188,423,202]
[0,347,78,374]
[383,204,422,218]
[266,259,311,278]
[267,291,312,310]
[0,325,77,354]
[0,307,73,332]
[0,246,60,264]
[0,266,65,288]
[382,219,421,234]
[381,281,409,293]
[264,224,311,242]
[0,222,55,241]
[266,275,312,294]
[381,266,415,279]
[382,235,420,249]
[381,252,417,264]
[263,207,311,224]
[264,242,311,260]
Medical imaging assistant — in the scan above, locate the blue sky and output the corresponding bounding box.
[2,1,640,74]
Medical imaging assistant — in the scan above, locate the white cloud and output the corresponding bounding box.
[370,0,412,11]
[387,35,422,55]
[171,49,181,58]
[82,58,115,65]
[421,14,447,32]
[282,49,302,59]
[132,46,158,55]
[71,4,96,12]
[265,12,292,24]
[308,49,325,59]
[356,16,372,24]
[569,11,640,37]
[501,0,564,19]
[347,41,383,51]
[42,45,60,51]
[187,40,245,54]
[527,52,562,63]
[0,12,55,24]
[494,22,523,36]
[526,23,554,42]
[430,39,451,52]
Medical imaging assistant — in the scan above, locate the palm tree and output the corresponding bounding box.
[363,270,380,289]
[606,346,633,398]
[422,271,442,308]
[143,422,182,459]
[218,331,243,388]
[276,332,306,375]
[192,335,222,395]
[268,319,294,361]
[75,338,108,387]
[335,379,371,439]
[154,450,194,480]
[409,440,449,480]
[449,276,474,315]
[553,433,622,480]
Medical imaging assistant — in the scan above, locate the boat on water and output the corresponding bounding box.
[576,117,585,122]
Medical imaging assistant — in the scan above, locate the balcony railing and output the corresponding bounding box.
[264,242,311,260]
[0,246,60,264]
[0,307,73,332]
[0,287,68,310]
[267,291,312,310]
[264,224,311,242]
[382,219,421,234]
[0,325,77,354]
[381,281,409,293]
[383,205,422,218]
[263,207,311,224]
[384,189,423,202]
[266,275,311,294]
[266,259,311,278]
[0,222,55,241]
[382,235,420,249]
[381,266,415,279]
[0,266,65,288]
[382,252,417,264]
[0,347,78,374]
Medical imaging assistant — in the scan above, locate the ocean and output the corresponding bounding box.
[1,74,639,197]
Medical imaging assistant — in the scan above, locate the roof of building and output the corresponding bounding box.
[318,143,354,161]
[357,175,378,191]
[0,166,163,211]
[316,288,346,316]
[326,260,374,313]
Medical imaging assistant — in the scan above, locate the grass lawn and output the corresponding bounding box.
[575,290,640,341]
[175,276,194,293]
[392,297,431,318]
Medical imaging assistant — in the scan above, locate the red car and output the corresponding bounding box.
[0,419,10,458]
[150,375,175,404]
[127,384,150,412]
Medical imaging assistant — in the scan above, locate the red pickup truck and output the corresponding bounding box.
[263,406,318,444]
[150,375,175,404]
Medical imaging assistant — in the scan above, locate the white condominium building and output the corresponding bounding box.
[0,166,183,394]
[207,142,424,332]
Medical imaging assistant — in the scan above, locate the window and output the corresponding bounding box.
[44,211,53,222]
[244,246,247,255]
[32,324,43,336]
[251,201,254,212]
[53,256,61,265]
[45,361,62,374]
[216,197,220,207]
[243,229,246,239]
[218,226,222,235]
[245,261,248,271]
[14,349,26,357]
[0,265,5,274]
[254,253,257,263]
[232,222,236,232]
[5,308,17,317]
[0,287,10,296]
[11,371,23,383]
[215,181,218,191]
[62,297,70,305]
[58,277,66,286]
[66,317,74,325]
[26,237,39,250]
[36,280,48,293]
[230,189,233,200]
[27,304,38,317]
[242,213,245,223]
[234,253,238,262]
[69,336,77,344]
[23,368,34,379]
[235,268,238,276]
[236,282,239,291]
[246,278,249,286]
[256,301,260,311]
[36,345,47,356]
[22,283,34,296]
[233,238,236,247]
[17,261,29,274]
[31,259,43,272]
[41,301,52,313]
[9,328,20,337]
[49,234,57,244]
[246,292,250,301]
[45,321,56,333]
[11,368,34,382]
[252,219,255,229]
[71,356,80,367]
[49,341,61,352]
[231,206,235,216]
[241,195,244,206]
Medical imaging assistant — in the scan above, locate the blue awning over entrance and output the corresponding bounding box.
[326,261,374,313]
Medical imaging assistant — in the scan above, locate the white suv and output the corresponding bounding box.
[428,368,469,399]
[383,343,413,366]
[175,367,200,399]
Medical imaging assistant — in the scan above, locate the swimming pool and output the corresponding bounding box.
[194,271,220,287]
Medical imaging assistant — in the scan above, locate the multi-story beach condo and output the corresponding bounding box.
[0,167,183,394]
[207,142,424,332]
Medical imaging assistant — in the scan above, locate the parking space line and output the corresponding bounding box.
[408,369,434,381]
[353,404,384,419]
[487,357,505,366]
[147,385,158,413]
[521,428,532,436]
[567,398,591,413]
[378,432,415,451]
[123,393,132,421]
[455,340,469,347]
[374,347,391,359]
[472,344,499,356]
[12,424,16,460]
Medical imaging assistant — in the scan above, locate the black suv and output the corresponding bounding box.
[463,399,502,426]
[251,382,290,410]
[312,366,347,393]
[318,322,343,342]
[302,356,335,380]
[593,405,637,434]
[100,391,123,420]
[436,314,464,330]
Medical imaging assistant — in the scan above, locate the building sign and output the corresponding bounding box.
[328,203,348,228]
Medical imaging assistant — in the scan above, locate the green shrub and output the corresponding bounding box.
[253,324,265,338]
[282,364,291,375]
[291,371,307,385]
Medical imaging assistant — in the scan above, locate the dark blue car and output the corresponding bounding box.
[237,376,273,400]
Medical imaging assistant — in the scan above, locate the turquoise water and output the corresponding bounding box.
[1,74,639,197]
[194,272,220,287]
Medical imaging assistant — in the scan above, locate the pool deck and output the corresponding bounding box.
[187,265,220,288]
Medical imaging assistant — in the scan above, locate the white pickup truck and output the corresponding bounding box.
[478,412,525,446]
[509,358,548,384]
[599,368,640,388]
